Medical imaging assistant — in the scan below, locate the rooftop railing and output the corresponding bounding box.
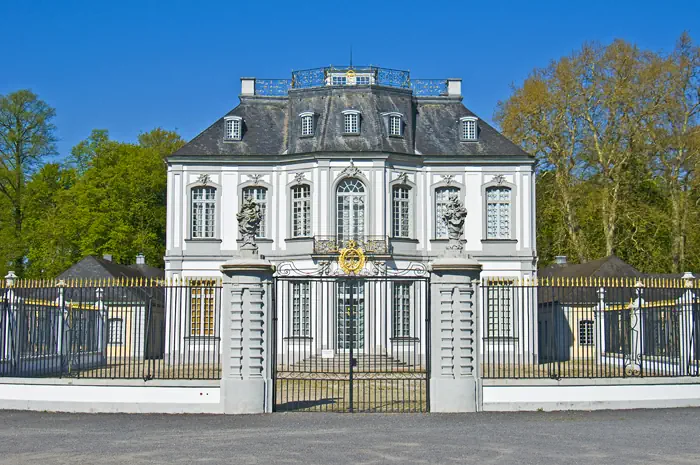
[253,66,449,97]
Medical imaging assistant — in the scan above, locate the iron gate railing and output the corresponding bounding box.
[0,279,222,380]
[273,264,430,412]
[482,277,700,379]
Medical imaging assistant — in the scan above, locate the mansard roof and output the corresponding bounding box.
[172,68,530,159]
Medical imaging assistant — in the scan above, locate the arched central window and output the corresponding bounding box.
[336,178,366,240]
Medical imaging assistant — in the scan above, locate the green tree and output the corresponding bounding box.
[24,164,78,277]
[497,34,700,272]
[0,90,57,275]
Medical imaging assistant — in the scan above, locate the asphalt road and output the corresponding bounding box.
[0,408,699,464]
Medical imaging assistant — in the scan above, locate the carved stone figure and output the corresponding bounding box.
[442,193,468,249]
[237,197,261,246]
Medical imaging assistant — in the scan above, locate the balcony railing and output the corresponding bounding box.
[254,65,449,97]
[313,236,390,255]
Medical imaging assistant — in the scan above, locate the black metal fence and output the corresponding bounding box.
[273,272,430,412]
[0,278,222,380]
[481,277,700,379]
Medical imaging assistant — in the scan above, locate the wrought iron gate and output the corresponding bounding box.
[272,264,430,412]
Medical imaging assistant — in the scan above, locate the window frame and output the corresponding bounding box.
[482,177,517,241]
[224,116,243,141]
[291,281,311,338]
[291,183,312,238]
[189,281,218,338]
[485,280,517,339]
[391,184,411,239]
[459,116,478,142]
[342,110,361,135]
[190,185,217,240]
[392,282,412,338]
[107,318,124,345]
[335,177,367,240]
[579,319,595,346]
[299,111,314,137]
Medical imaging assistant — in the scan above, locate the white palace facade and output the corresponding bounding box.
[164,66,536,359]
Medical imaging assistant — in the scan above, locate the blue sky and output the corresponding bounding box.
[1,0,698,158]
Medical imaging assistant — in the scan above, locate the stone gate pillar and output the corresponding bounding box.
[429,254,482,412]
[220,244,275,414]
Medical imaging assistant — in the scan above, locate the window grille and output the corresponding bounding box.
[392,185,410,238]
[355,76,370,85]
[393,282,411,337]
[225,118,241,140]
[301,115,314,136]
[242,186,267,238]
[191,284,216,337]
[332,76,347,86]
[579,320,594,345]
[486,186,511,239]
[108,318,123,344]
[292,281,311,337]
[487,284,514,338]
[344,113,359,134]
[435,186,459,239]
[389,115,402,136]
[191,187,216,239]
[462,119,477,140]
[292,184,311,237]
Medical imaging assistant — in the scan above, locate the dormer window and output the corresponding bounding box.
[224,116,242,141]
[460,116,478,141]
[299,112,314,137]
[381,112,404,137]
[342,110,361,134]
[390,115,402,136]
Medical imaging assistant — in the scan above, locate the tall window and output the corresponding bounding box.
[487,284,514,338]
[393,282,411,337]
[486,186,511,239]
[225,117,241,140]
[242,186,267,238]
[191,187,216,239]
[392,185,410,238]
[292,185,311,237]
[461,118,477,141]
[344,112,360,134]
[301,114,314,136]
[191,283,216,337]
[389,115,402,136]
[435,186,459,239]
[336,178,365,240]
[579,320,594,346]
[292,281,311,337]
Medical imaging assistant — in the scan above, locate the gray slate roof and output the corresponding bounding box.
[172,86,530,158]
[57,256,164,281]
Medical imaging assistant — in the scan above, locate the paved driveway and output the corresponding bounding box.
[0,408,699,464]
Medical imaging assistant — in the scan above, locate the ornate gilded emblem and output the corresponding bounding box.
[338,240,366,275]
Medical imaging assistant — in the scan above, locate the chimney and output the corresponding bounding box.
[447,78,462,97]
[135,253,146,265]
[103,254,112,262]
[555,255,567,265]
[241,77,256,96]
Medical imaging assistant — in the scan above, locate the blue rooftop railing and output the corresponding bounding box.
[253,66,449,97]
